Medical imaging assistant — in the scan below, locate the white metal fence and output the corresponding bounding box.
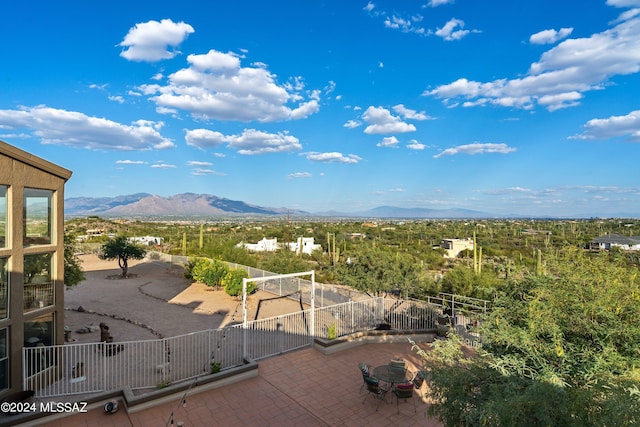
[152,252,354,307]
[24,296,441,398]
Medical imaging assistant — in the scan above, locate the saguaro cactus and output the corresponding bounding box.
[536,248,542,276]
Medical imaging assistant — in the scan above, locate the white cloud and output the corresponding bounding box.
[185,129,226,148]
[392,104,432,120]
[151,162,177,168]
[607,0,640,7]
[192,168,225,176]
[435,18,470,41]
[324,81,336,95]
[306,152,362,164]
[433,143,516,158]
[427,14,640,111]
[0,132,30,139]
[374,187,406,196]
[384,15,426,35]
[377,136,399,148]
[530,28,574,44]
[287,172,312,179]
[0,105,175,150]
[572,109,640,142]
[187,160,213,167]
[140,49,320,122]
[186,128,301,154]
[481,186,534,195]
[119,19,194,62]
[407,140,426,150]
[537,91,582,111]
[343,119,362,129]
[362,106,416,134]
[116,160,148,165]
[427,0,454,6]
[363,2,375,12]
[227,129,301,154]
[108,95,125,104]
[612,8,640,23]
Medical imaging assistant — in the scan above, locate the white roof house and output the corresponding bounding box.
[239,237,321,255]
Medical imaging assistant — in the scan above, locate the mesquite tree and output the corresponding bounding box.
[416,248,640,426]
[99,235,146,277]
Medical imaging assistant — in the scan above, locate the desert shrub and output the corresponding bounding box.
[223,268,252,296]
[191,258,229,289]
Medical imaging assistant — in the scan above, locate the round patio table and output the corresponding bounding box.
[372,364,409,389]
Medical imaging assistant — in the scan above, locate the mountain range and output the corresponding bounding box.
[64,193,492,219]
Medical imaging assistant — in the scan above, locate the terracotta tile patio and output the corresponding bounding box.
[33,341,443,427]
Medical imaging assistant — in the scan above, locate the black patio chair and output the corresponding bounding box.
[362,376,387,411]
[393,382,417,414]
[359,362,370,393]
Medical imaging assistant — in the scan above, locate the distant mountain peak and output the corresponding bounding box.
[65,193,306,217]
[65,193,499,218]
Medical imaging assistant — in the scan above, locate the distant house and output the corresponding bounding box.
[128,236,163,246]
[287,237,322,255]
[589,234,640,251]
[441,238,474,258]
[239,237,321,255]
[240,237,279,252]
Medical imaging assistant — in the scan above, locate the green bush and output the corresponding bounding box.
[191,258,229,289]
[222,268,253,296]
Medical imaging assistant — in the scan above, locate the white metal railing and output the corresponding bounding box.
[24,296,438,398]
[153,252,353,307]
[25,328,246,397]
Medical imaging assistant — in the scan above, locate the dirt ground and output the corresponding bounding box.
[63,254,310,344]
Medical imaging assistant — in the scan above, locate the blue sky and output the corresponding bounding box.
[2,0,640,217]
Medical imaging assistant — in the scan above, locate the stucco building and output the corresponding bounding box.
[239,236,322,255]
[0,140,71,397]
[441,238,475,258]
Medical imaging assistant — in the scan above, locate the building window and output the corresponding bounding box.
[24,188,52,246]
[0,258,7,320]
[0,185,6,248]
[24,314,54,377]
[24,253,53,312]
[0,329,7,390]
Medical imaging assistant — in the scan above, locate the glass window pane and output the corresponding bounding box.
[0,328,7,390]
[24,188,52,246]
[0,186,6,248]
[0,258,7,319]
[24,253,53,312]
[24,314,54,376]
